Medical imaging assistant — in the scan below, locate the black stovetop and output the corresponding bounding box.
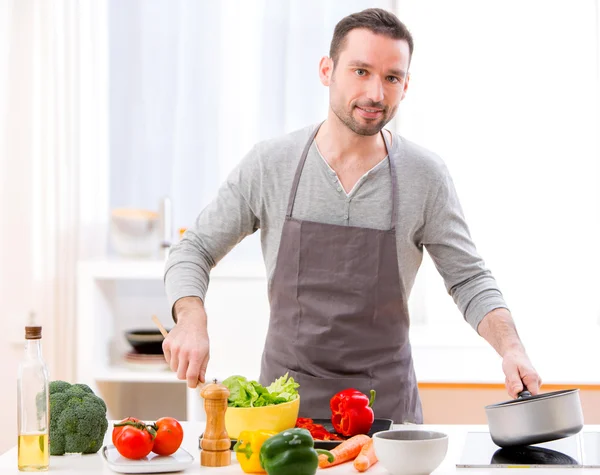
[457,432,600,468]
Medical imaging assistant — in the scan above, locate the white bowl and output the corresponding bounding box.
[372,429,448,475]
[110,208,160,257]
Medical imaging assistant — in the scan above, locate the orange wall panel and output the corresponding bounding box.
[418,383,600,424]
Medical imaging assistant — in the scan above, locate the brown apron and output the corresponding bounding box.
[259,124,423,424]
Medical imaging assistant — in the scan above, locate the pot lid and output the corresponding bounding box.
[485,389,578,409]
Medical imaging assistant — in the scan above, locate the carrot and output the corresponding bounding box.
[353,438,378,472]
[318,434,371,468]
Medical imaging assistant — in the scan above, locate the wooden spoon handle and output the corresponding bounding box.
[152,315,169,338]
[152,314,209,385]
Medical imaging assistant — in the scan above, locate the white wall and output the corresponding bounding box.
[399,0,600,337]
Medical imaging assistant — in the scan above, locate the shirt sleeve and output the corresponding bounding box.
[421,165,509,331]
[164,147,261,317]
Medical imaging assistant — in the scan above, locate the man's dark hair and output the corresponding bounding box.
[329,8,414,66]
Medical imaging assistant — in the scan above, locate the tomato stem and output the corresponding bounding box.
[146,425,157,439]
[113,420,157,439]
[114,421,146,429]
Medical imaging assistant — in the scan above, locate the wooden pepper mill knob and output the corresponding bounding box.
[199,379,231,467]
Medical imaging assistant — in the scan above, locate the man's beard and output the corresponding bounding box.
[331,100,392,136]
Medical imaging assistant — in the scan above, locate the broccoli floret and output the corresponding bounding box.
[49,380,108,455]
[49,380,72,394]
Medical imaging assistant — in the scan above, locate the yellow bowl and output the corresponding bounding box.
[225,397,300,440]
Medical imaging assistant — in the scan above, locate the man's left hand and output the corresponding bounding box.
[502,349,542,398]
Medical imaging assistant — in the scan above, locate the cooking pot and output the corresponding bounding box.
[485,388,583,447]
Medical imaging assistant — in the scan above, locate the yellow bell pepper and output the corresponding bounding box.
[233,430,278,473]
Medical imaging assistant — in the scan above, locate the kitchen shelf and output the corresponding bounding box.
[76,257,269,422]
[94,366,185,383]
[79,258,266,280]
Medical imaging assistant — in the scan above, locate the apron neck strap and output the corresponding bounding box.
[286,123,398,230]
[286,124,322,218]
[382,130,398,230]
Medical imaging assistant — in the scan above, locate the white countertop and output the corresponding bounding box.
[2,422,600,474]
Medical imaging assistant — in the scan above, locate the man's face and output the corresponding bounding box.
[321,28,411,136]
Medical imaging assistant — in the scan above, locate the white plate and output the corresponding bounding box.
[101,445,194,473]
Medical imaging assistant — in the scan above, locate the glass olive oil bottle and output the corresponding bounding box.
[17,324,49,471]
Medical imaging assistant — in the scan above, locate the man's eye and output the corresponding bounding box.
[355,69,367,76]
[387,76,399,84]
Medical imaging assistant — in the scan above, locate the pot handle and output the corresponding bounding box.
[517,386,532,398]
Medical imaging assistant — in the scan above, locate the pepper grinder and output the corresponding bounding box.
[199,379,231,467]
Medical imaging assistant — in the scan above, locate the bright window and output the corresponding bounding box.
[400,0,599,331]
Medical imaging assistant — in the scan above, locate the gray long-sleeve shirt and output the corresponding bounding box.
[164,124,508,331]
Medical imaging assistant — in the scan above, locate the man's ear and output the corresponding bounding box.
[319,56,334,86]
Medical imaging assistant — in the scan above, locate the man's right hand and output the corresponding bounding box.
[163,297,210,388]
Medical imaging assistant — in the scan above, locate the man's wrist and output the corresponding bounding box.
[501,341,527,357]
[173,296,206,325]
[478,308,525,358]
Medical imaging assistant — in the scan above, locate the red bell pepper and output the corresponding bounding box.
[330,388,376,437]
[295,418,343,441]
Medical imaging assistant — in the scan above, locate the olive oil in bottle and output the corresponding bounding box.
[17,323,49,471]
[18,433,48,469]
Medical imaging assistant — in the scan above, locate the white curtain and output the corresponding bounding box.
[108,0,395,262]
[0,0,109,383]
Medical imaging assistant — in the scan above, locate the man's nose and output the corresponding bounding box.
[366,76,384,103]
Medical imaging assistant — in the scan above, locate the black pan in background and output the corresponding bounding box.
[125,329,169,355]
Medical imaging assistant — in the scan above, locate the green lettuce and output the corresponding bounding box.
[222,373,299,408]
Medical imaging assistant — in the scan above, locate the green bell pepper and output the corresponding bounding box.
[259,428,334,475]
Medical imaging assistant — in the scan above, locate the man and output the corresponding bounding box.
[163,8,541,423]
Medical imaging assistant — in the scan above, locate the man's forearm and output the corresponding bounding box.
[173,296,208,331]
[477,307,525,357]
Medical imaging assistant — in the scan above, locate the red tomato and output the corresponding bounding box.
[112,417,142,446]
[151,417,184,456]
[113,421,155,460]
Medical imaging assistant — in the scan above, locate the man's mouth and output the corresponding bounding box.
[355,106,384,119]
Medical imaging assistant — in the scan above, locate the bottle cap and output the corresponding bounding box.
[25,326,42,340]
